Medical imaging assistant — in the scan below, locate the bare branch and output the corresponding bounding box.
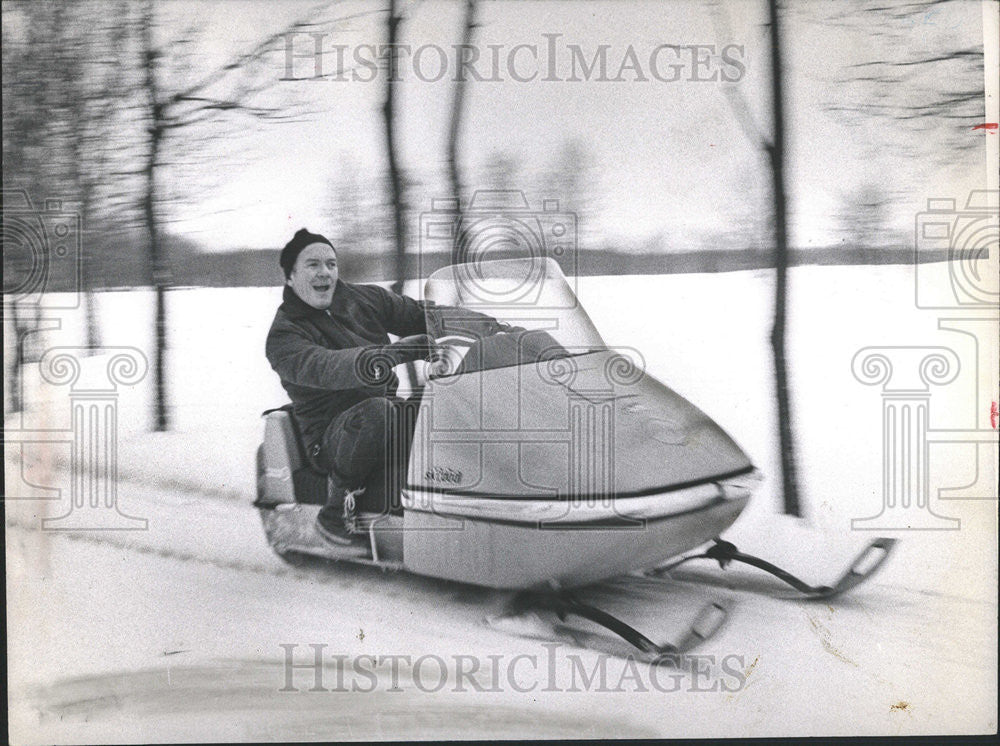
[709,0,768,149]
[166,1,379,106]
[849,48,981,68]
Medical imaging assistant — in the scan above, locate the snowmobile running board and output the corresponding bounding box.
[646,537,898,600]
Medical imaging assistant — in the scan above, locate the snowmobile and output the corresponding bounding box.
[255,257,896,659]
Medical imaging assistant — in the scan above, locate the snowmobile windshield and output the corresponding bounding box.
[423,258,606,377]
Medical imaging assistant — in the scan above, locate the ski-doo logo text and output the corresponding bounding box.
[425,467,463,485]
[278,644,749,694]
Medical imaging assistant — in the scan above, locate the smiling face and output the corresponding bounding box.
[287,242,338,309]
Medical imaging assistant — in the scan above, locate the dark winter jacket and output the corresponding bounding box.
[265,281,429,449]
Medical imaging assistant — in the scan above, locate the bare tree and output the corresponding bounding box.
[382,0,408,295]
[446,0,479,264]
[711,0,800,515]
[378,0,421,393]
[132,0,332,430]
[3,3,53,413]
[766,0,800,516]
[137,0,170,430]
[2,3,62,198]
[817,0,985,158]
[2,3,116,408]
[55,3,132,353]
[836,182,907,251]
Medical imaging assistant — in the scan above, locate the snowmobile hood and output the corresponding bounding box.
[406,348,753,500]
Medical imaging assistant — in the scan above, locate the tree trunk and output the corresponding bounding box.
[446,0,477,265]
[379,0,419,390]
[144,131,170,432]
[5,8,49,413]
[83,283,102,352]
[767,0,800,516]
[9,302,27,413]
[383,0,406,295]
[79,175,103,354]
[142,2,170,431]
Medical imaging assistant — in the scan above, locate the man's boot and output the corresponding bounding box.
[315,482,365,546]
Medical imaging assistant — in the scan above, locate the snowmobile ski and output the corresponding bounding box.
[488,585,729,661]
[646,536,897,600]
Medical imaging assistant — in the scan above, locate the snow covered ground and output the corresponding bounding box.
[5,263,998,741]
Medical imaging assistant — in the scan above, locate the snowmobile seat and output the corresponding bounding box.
[259,405,327,506]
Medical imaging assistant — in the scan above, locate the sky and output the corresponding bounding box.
[141,0,992,250]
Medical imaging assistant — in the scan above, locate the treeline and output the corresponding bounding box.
[50,241,944,290]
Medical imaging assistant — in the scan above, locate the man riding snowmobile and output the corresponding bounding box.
[258,247,896,655]
[266,228,523,545]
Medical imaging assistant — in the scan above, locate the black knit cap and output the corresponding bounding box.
[280,228,334,278]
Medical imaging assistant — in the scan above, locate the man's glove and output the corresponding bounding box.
[386,334,436,365]
[357,334,437,386]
